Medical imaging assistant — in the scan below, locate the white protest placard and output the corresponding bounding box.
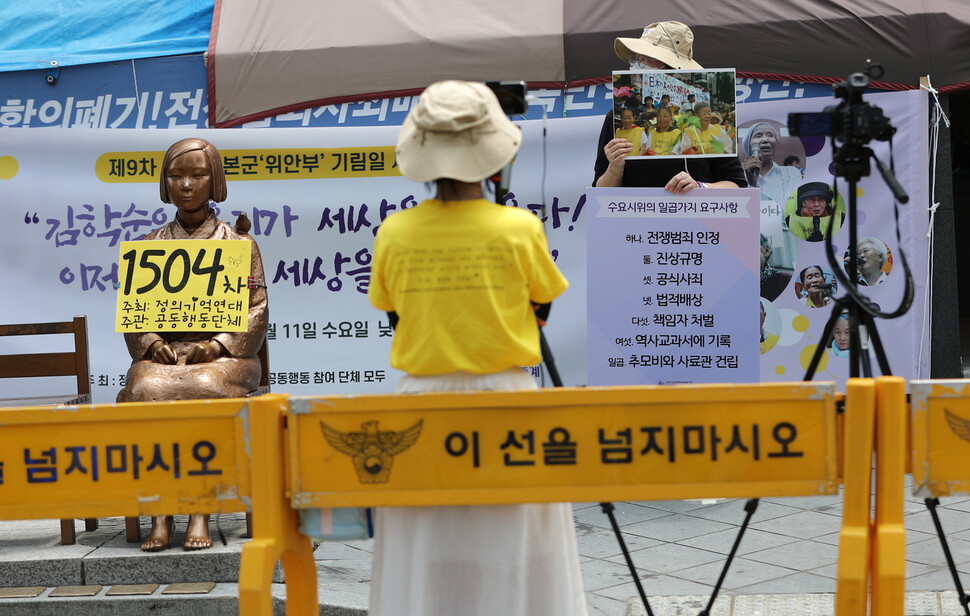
[586,187,761,385]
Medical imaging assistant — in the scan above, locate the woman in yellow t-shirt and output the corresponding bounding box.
[613,107,645,154]
[683,102,735,155]
[367,80,585,616]
[641,106,683,155]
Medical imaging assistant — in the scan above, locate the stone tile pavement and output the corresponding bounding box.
[5,476,970,614]
[313,476,970,615]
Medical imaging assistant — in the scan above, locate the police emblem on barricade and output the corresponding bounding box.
[944,408,970,443]
[320,420,423,483]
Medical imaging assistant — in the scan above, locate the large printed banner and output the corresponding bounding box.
[741,91,929,383]
[0,88,929,402]
[0,123,590,402]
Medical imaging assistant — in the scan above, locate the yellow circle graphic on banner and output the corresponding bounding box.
[800,344,828,371]
[0,156,18,180]
[775,365,786,375]
[792,314,810,332]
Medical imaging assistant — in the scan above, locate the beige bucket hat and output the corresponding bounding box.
[614,21,704,70]
[395,80,521,183]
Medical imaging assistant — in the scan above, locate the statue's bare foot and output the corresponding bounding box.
[140,515,174,552]
[183,514,212,550]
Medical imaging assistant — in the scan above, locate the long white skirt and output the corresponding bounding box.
[369,369,588,616]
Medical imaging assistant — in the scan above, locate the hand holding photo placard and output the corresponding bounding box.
[611,69,738,159]
[115,239,252,332]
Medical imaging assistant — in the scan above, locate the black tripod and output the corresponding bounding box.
[636,139,916,616]
[796,64,911,381]
[798,139,970,616]
[811,143,970,615]
[803,141,908,381]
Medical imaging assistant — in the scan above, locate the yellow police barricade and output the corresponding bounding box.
[0,395,317,616]
[238,394,316,616]
[238,381,882,616]
[872,376,906,616]
[0,398,254,521]
[910,378,970,495]
[837,378,877,616]
[910,378,970,613]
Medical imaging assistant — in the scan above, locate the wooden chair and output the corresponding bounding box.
[124,336,269,542]
[0,315,97,545]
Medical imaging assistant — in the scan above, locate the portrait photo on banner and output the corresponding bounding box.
[738,118,807,207]
[611,69,737,159]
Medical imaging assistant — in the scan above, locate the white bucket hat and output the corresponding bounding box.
[614,21,704,70]
[395,80,521,183]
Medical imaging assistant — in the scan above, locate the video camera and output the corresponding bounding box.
[486,81,528,115]
[788,65,895,146]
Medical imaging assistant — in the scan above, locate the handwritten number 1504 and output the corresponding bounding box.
[121,248,225,296]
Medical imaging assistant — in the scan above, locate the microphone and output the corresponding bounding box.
[749,143,761,187]
[820,281,835,304]
[857,255,866,266]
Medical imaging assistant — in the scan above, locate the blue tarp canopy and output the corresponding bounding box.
[0,0,212,72]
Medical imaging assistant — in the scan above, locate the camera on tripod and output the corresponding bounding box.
[486,81,528,115]
[787,66,895,146]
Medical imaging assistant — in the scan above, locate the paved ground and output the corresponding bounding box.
[314,479,970,615]
[5,478,970,614]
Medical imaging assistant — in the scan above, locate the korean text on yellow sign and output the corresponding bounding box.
[115,239,251,332]
[0,399,253,520]
[287,383,839,508]
[96,147,399,183]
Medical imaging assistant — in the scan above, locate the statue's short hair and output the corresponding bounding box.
[159,138,228,204]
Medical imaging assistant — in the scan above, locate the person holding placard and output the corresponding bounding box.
[367,80,584,616]
[116,137,269,551]
[593,21,745,192]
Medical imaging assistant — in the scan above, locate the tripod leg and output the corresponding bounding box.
[539,328,563,387]
[699,499,759,616]
[599,502,654,616]
[926,498,970,615]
